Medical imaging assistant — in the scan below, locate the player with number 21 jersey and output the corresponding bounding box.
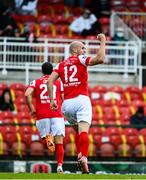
[29,75,63,120]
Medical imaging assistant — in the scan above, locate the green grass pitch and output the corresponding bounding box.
[0,173,146,179]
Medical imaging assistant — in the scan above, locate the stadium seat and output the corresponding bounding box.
[2,130,17,147]
[63,133,75,145]
[11,141,27,156]
[124,86,142,101]
[122,128,139,136]
[111,0,127,11]
[89,127,103,136]
[108,85,124,94]
[117,143,132,157]
[103,127,122,136]
[139,128,146,137]
[109,135,122,149]
[126,135,140,149]
[0,141,9,155]
[64,142,76,156]
[99,143,115,157]
[13,90,25,99]
[16,104,30,113]
[88,134,97,156]
[16,112,31,120]
[37,4,54,15]
[0,83,8,92]
[10,83,26,92]
[126,0,142,12]
[141,0,146,11]
[29,142,44,156]
[65,126,76,135]
[92,85,107,94]
[0,111,14,120]
[37,14,52,24]
[14,97,26,106]
[134,143,146,157]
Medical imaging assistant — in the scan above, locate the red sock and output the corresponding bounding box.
[79,132,89,157]
[55,144,64,166]
[75,133,80,154]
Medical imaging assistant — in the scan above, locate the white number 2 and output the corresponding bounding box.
[40,84,56,100]
[64,65,78,83]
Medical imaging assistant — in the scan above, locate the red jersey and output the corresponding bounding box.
[54,55,91,99]
[29,75,63,119]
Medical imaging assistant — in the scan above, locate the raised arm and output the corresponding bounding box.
[88,33,106,66]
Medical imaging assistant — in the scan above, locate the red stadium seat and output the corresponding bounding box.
[111,0,127,11]
[126,135,140,149]
[108,85,124,94]
[0,141,9,155]
[14,97,26,106]
[0,83,8,91]
[37,14,52,24]
[126,0,142,12]
[0,111,14,120]
[139,128,146,137]
[63,133,75,145]
[11,141,27,156]
[16,112,31,120]
[92,85,107,94]
[29,142,44,156]
[65,126,76,135]
[141,0,146,11]
[117,143,132,157]
[109,135,122,149]
[89,127,103,136]
[103,127,122,136]
[10,83,26,92]
[122,128,138,136]
[99,143,115,157]
[64,142,76,156]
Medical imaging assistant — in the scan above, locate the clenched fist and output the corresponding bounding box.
[97,33,106,41]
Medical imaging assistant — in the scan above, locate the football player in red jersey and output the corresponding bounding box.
[25,62,65,173]
[47,34,106,174]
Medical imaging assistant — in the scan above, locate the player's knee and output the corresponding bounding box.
[54,135,64,144]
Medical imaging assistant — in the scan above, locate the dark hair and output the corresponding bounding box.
[42,62,53,75]
[1,88,12,100]
[0,88,14,111]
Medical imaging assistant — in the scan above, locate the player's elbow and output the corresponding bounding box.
[24,91,29,97]
[98,56,105,64]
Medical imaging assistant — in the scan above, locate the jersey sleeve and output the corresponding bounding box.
[60,81,64,94]
[28,80,36,89]
[53,64,60,74]
[78,55,91,66]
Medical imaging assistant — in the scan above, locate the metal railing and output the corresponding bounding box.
[110,12,142,64]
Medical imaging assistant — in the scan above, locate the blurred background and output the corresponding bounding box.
[0,0,146,174]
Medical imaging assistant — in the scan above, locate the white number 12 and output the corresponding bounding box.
[64,65,78,82]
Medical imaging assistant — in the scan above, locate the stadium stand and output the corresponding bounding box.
[0,0,146,164]
[0,82,146,158]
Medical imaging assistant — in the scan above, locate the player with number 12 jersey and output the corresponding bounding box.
[54,55,91,100]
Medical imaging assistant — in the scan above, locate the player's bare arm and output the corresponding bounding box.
[25,87,36,116]
[88,33,106,66]
[47,71,59,111]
